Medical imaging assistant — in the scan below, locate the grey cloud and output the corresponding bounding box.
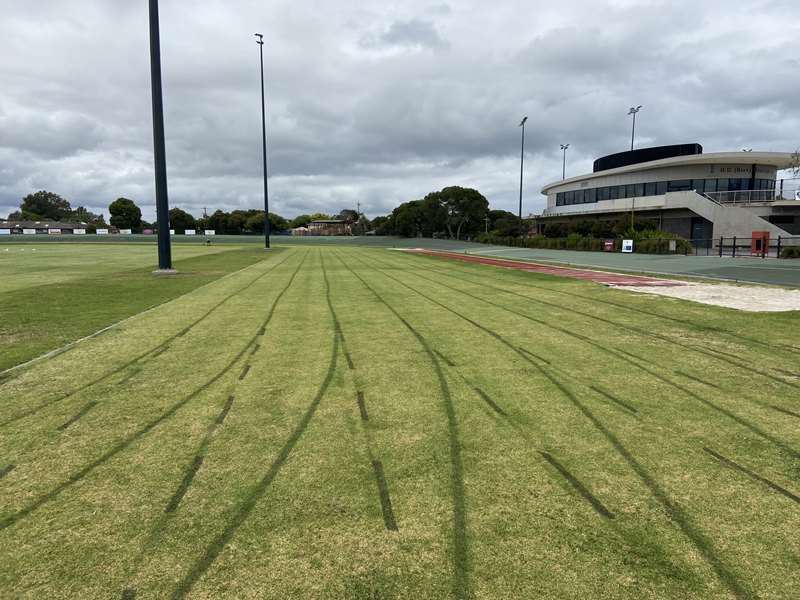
[1,0,798,222]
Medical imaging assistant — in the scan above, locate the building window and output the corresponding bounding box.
[598,187,609,201]
[691,179,705,194]
[704,179,717,193]
[586,188,597,203]
[623,184,635,198]
[644,182,657,196]
[656,181,668,195]
[609,186,620,200]
[668,180,692,192]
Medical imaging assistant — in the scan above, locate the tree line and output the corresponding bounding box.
[4,186,523,239]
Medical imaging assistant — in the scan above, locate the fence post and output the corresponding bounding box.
[719,236,723,257]
[776,236,782,259]
[732,236,737,258]
[762,237,766,259]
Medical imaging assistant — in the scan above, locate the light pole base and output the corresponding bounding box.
[152,268,178,275]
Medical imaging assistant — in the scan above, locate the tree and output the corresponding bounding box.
[244,212,289,233]
[427,186,488,240]
[207,210,229,234]
[336,209,359,223]
[391,200,424,237]
[169,208,196,232]
[20,191,72,220]
[108,198,142,230]
[488,210,522,236]
[71,206,106,226]
[308,212,331,221]
[370,215,391,235]
[290,214,312,228]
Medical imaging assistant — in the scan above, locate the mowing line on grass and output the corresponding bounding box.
[703,447,800,505]
[371,460,399,531]
[0,464,15,479]
[473,387,507,416]
[0,250,295,429]
[589,386,638,415]
[434,349,456,367]
[171,265,338,599]
[373,253,797,456]
[356,391,369,421]
[675,370,722,389]
[0,252,309,533]
[0,249,286,384]
[396,253,800,389]
[333,251,470,600]
[414,251,800,356]
[353,250,754,599]
[770,405,800,419]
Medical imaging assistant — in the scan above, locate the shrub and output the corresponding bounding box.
[780,246,800,259]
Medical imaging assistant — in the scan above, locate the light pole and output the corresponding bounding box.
[560,144,569,180]
[628,105,642,151]
[148,0,172,271]
[518,116,527,221]
[255,33,270,249]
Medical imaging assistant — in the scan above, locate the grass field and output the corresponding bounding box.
[1,244,799,599]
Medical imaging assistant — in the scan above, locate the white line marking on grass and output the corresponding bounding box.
[0,255,271,380]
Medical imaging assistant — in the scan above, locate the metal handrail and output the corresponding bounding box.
[705,189,800,205]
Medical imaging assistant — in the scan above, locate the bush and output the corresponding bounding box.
[474,230,691,255]
[780,246,800,259]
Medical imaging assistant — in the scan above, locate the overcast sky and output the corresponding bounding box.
[1,0,797,221]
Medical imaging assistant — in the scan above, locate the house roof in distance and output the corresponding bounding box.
[0,220,89,229]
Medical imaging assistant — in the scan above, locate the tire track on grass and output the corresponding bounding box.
[333,250,470,600]
[321,253,398,532]
[398,253,800,389]
[349,250,755,600]
[369,253,799,458]
[0,252,308,532]
[0,251,295,430]
[119,253,312,598]
[171,250,338,600]
[416,251,800,355]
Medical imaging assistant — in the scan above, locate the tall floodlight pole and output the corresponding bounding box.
[255,33,270,249]
[149,0,172,270]
[518,116,528,221]
[560,144,570,180]
[628,105,642,151]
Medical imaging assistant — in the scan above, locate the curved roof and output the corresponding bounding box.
[541,152,795,193]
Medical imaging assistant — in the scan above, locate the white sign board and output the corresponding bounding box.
[622,239,634,253]
[170,229,175,235]
[119,229,132,235]
[96,228,109,235]
[0,229,10,235]
[48,228,62,235]
[204,230,216,236]
[23,228,36,235]
[74,229,86,235]
[184,229,196,236]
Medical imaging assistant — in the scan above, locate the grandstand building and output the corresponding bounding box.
[538,144,800,238]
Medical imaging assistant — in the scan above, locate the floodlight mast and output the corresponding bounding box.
[560,143,570,180]
[628,105,642,151]
[255,33,270,249]
[518,116,528,221]
[148,0,172,270]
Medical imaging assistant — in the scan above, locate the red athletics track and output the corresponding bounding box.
[405,249,685,287]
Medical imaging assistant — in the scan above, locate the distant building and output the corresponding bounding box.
[537,144,800,238]
[0,220,92,234]
[307,219,352,236]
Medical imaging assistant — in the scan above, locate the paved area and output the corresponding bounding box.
[407,249,686,287]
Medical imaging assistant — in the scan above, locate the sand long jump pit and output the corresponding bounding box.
[406,249,800,312]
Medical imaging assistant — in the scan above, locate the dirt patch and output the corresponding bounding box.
[621,283,800,312]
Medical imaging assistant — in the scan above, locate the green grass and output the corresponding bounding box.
[1,245,799,599]
[0,243,269,371]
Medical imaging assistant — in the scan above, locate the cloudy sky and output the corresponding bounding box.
[1,0,798,221]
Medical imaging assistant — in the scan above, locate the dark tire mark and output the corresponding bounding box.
[372,460,399,531]
[473,388,507,416]
[150,346,170,360]
[538,451,614,519]
[434,349,456,367]
[770,405,800,420]
[365,253,799,459]
[357,391,369,421]
[249,343,260,356]
[121,588,136,599]
[166,455,205,513]
[172,317,339,599]
[589,386,638,415]
[393,253,800,389]
[118,368,141,385]
[238,364,251,381]
[414,251,800,355]
[0,464,15,479]
[0,251,295,429]
[56,401,99,431]
[333,251,470,600]
[517,346,550,365]
[704,447,800,505]
[343,348,355,370]
[353,250,753,599]
[0,253,309,532]
[215,395,235,426]
[675,370,721,389]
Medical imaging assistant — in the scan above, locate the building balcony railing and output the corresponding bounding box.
[704,189,799,205]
